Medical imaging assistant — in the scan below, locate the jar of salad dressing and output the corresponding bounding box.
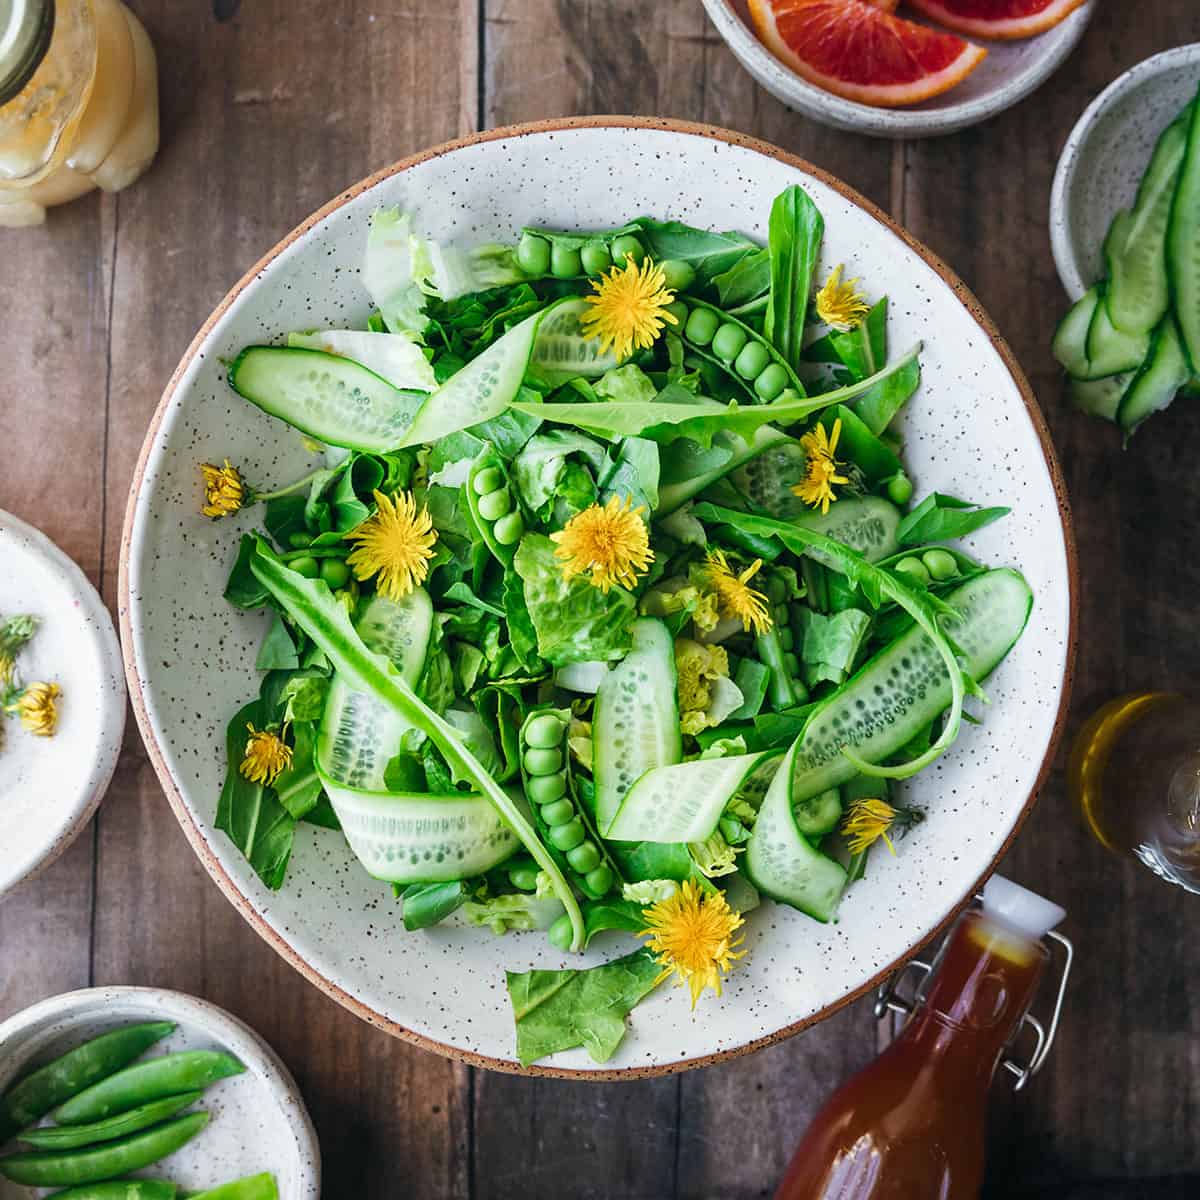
[0,0,158,226]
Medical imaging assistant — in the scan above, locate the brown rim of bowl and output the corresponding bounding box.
[119,114,1079,1082]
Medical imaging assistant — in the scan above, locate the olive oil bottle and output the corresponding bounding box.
[1068,692,1200,891]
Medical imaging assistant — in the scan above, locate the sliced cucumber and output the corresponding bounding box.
[790,496,902,563]
[1086,287,1151,377]
[1052,286,1100,379]
[1117,315,1191,436]
[1069,372,1133,422]
[1167,92,1200,370]
[528,296,623,381]
[319,775,518,883]
[317,589,433,791]
[605,752,774,843]
[287,329,437,391]
[731,441,809,518]
[793,786,842,837]
[229,346,426,452]
[743,741,847,921]
[1106,117,1188,334]
[593,618,682,834]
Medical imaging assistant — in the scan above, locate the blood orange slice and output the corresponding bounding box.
[747,0,987,108]
[904,0,1088,39]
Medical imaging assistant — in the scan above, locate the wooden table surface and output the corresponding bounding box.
[3,3,1200,1196]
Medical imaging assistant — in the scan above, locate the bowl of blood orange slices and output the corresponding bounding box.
[700,0,1097,138]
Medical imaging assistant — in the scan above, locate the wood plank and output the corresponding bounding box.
[896,9,1200,1192]
[90,4,473,1197]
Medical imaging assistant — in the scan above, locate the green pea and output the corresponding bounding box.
[665,300,689,326]
[516,232,551,276]
[783,651,800,675]
[610,234,644,265]
[922,549,959,581]
[551,243,582,279]
[549,819,586,852]
[508,865,541,892]
[529,773,568,806]
[778,627,794,652]
[567,841,602,874]
[319,559,350,589]
[548,913,574,951]
[581,240,611,276]
[539,797,575,827]
[887,472,914,505]
[473,467,503,496]
[754,363,790,401]
[477,488,512,521]
[734,340,771,380]
[659,258,696,291]
[584,864,614,896]
[524,747,563,777]
[684,307,720,346]
[290,556,319,579]
[895,557,931,587]
[525,713,565,749]
[492,512,525,546]
[287,531,313,549]
[711,323,748,363]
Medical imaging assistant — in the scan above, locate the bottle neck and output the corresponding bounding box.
[897,910,1048,1090]
[0,0,54,105]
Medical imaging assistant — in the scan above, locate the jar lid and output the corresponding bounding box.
[0,0,54,107]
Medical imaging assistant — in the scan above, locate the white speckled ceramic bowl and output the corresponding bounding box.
[1051,44,1200,300]
[121,118,1076,1077]
[700,0,1097,139]
[0,510,125,900]
[0,987,320,1199]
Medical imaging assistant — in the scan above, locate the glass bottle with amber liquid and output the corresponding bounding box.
[1068,692,1200,891]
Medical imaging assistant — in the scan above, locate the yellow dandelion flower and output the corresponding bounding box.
[815,265,870,332]
[640,879,746,1008]
[580,257,678,362]
[791,419,850,515]
[550,495,654,593]
[344,490,437,602]
[702,548,772,635]
[13,682,61,737]
[675,639,730,737]
[240,723,293,786]
[200,460,247,519]
[842,797,899,857]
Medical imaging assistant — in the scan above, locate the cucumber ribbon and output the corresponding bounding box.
[691,505,985,779]
[249,541,586,950]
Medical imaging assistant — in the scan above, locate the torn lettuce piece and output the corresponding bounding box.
[365,208,429,335]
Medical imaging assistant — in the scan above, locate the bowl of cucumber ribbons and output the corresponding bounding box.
[121,117,1075,1077]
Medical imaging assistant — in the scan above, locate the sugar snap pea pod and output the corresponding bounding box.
[248,543,586,951]
[0,1022,176,1143]
[44,1182,178,1200]
[187,1172,279,1200]
[466,447,524,564]
[0,1112,209,1187]
[20,1091,202,1149]
[520,709,618,901]
[54,1052,243,1125]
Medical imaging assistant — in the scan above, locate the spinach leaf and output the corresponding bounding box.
[224,536,272,610]
[599,437,660,513]
[513,535,636,665]
[264,494,309,550]
[896,494,1010,547]
[303,793,341,830]
[216,700,296,889]
[255,614,299,671]
[274,720,323,820]
[574,899,649,949]
[469,404,543,458]
[806,298,888,381]
[506,947,662,1066]
[712,247,771,310]
[627,218,759,285]
[819,406,900,485]
[764,185,824,373]
[847,350,920,436]
[402,881,471,931]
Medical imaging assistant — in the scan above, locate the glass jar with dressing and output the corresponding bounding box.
[0,0,158,226]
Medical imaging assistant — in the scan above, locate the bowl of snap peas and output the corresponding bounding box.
[0,989,320,1199]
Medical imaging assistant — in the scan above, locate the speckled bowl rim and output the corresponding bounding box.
[1050,43,1200,299]
[0,509,126,903]
[0,986,321,1196]
[699,0,1097,140]
[119,116,1079,1080]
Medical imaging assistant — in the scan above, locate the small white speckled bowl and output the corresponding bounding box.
[0,987,320,1199]
[700,0,1097,139]
[1051,44,1200,299]
[0,510,125,900]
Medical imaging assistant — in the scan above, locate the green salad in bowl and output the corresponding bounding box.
[204,182,1030,1067]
